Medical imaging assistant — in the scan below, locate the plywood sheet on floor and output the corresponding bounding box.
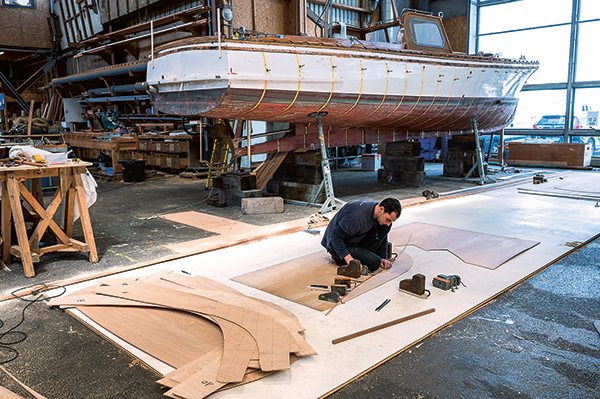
[388,222,540,269]
[232,250,413,311]
[49,171,600,399]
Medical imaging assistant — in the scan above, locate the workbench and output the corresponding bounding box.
[1,161,98,277]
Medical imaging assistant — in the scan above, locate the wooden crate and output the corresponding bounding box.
[506,142,592,167]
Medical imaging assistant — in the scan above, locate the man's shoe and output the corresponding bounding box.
[337,259,362,278]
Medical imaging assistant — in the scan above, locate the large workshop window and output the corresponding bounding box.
[1,0,35,8]
[476,0,600,157]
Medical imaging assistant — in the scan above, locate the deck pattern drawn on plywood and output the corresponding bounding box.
[388,222,539,269]
[49,271,314,399]
[231,250,414,311]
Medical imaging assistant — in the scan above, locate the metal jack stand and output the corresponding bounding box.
[463,117,496,185]
[309,111,345,214]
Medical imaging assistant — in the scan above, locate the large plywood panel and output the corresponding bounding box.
[232,250,413,311]
[388,222,539,269]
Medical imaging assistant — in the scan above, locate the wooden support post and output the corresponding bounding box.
[73,170,98,262]
[31,178,43,206]
[64,188,75,237]
[26,99,34,139]
[2,180,12,264]
[6,177,35,277]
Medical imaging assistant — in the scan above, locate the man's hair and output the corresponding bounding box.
[380,197,402,218]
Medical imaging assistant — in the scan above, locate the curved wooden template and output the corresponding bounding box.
[344,251,413,302]
[52,291,259,383]
[50,291,224,369]
[78,306,224,369]
[211,315,259,383]
[388,222,540,270]
[167,354,225,399]
[153,274,316,356]
[151,270,303,329]
[93,281,294,372]
[99,276,309,357]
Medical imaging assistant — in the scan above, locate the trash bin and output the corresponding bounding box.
[120,159,145,182]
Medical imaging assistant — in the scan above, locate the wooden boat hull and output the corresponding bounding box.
[147,37,538,135]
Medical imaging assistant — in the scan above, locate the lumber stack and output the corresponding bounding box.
[49,270,316,399]
[377,141,426,187]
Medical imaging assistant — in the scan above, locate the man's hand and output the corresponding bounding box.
[344,254,354,264]
[381,259,392,270]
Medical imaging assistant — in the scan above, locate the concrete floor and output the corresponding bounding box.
[0,163,598,398]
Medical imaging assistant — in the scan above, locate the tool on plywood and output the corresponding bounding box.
[337,259,362,278]
[330,284,347,297]
[432,274,465,292]
[301,225,321,235]
[318,291,340,303]
[533,173,547,184]
[308,284,329,291]
[334,277,352,288]
[387,242,398,261]
[375,298,391,312]
[399,273,431,299]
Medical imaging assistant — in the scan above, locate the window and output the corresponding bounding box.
[479,0,572,35]
[409,18,445,48]
[2,0,35,9]
[478,25,571,85]
[511,90,567,129]
[575,20,600,82]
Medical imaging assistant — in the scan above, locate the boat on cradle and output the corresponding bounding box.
[146,12,538,154]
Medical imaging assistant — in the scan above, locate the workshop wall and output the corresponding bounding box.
[0,0,52,49]
[442,16,468,53]
[234,0,303,35]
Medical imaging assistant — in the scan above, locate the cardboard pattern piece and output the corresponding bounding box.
[231,250,414,311]
[49,272,314,399]
[388,222,540,270]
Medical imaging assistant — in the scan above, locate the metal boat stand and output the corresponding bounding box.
[463,116,496,185]
[308,111,345,214]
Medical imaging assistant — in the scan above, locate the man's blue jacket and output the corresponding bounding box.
[321,199,388,260]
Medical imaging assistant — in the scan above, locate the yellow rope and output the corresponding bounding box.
[368,63,390,116]
[406,66,442,127]
[384,63,409,118]
[411,68,457,130]
[241,52,268,115]
[317,57,336,112]
[342,60,364,115]
[390,65,425,124]
[273,54,303,116]
[427,67,471,130]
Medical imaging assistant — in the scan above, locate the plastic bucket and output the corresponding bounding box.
[120,159,145,182]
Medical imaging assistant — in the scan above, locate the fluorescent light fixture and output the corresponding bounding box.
[0,52,4,55]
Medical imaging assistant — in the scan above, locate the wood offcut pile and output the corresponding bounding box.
[49,270,316,399]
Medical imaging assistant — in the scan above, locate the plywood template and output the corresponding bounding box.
[50,271,315,399]
[231,250,413,311]
[388,222,540,270]
[162,211,329,254]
